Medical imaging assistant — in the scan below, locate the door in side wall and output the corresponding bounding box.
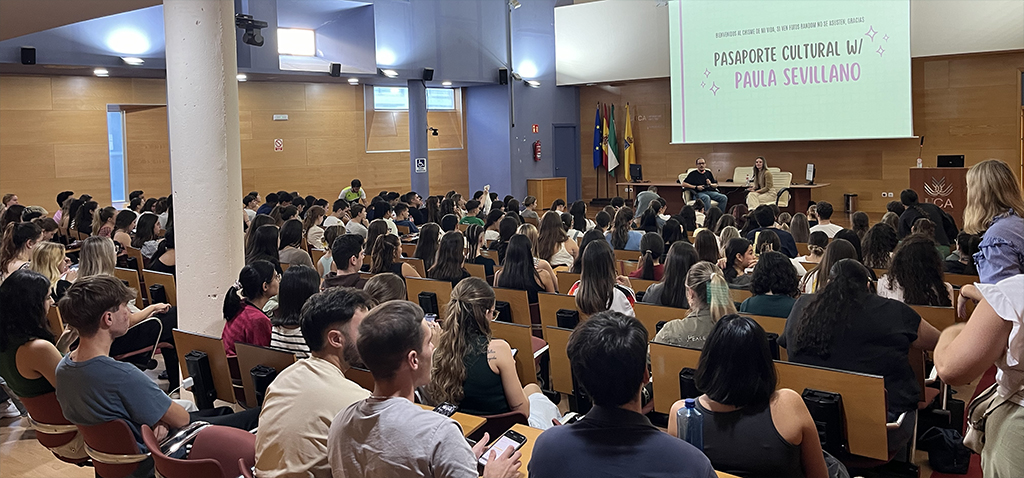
[552,124,580,203]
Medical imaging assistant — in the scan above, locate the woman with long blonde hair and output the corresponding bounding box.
[962,159,1024,285]
[745,156,777,209]
[653,261,736,349]
[28,242,75,298]
[426,278,559,428]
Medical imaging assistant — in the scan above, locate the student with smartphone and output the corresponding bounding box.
[327,301,522,478]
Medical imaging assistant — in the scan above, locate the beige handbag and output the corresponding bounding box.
[963,383,1017,454]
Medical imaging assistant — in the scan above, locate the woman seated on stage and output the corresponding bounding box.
[745,156,777,209]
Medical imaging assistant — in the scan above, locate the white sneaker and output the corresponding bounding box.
[0,401,22,418]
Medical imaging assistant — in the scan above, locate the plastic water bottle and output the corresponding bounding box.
[916,157,923,168]
[676,398,704,451]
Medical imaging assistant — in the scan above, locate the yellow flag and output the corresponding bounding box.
[601,107,609,167]
[623,104,636,181]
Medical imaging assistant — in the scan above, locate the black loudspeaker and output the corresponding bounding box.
[149,284,167,304]
[250,364,278,407]
[422,68,434,81]
[802,388,847,456]
[494,300,513,323]
[765,332,780,360]
[329,63,341,77]
[498,67,508,85]
[185,350,217,410]
[418,291,438,315]
[678,367,700,400]
[21,47,36,65]
[629,164,643,181]
[556,308,579,329]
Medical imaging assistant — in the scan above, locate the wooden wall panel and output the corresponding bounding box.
[1,76,469,209]
[579,50,1024,212]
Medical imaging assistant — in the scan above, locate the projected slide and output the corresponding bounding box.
[669,0,912,144]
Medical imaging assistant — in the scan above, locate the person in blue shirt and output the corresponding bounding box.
[528,311,716,478]
[606,207,643,251]
[393,203,418,234]
[744,205,798,258]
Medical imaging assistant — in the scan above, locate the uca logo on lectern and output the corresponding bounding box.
[924,177,955,209]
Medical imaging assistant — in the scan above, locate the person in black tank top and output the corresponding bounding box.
[669,315,831,478]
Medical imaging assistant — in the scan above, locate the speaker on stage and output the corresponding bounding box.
[629,164,643,182]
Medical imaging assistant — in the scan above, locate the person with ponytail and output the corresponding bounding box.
[1,222,42,281]
[92,206,117,238]
[638,201,663,234]
[465,224,497,278]
[723,237,756,290]
[222,260,280,355]
[629,233,665,280]
[781,259,939,455]
[606,207,642,251]
[796,231,828,264]
[427,277,560,428]
[653,261,736,349]
[28,241,75,300]
[799,238,857,294]
[568,240,636,316]
[369,234,419,278]
[642,241,699,309]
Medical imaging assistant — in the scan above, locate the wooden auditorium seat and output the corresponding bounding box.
[171,329,236,404]
[234,343,297,407]
[405,277,453,315]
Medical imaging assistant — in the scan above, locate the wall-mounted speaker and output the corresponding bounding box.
[498,67,508,85]
[329,63,341,77]
[21,47,35,65]
[422,68,434,81]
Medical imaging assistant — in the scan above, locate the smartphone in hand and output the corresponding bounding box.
[432,402,458,417]
[478,429,527,466]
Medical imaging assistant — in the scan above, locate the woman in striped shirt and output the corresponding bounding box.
[270,265,320,358]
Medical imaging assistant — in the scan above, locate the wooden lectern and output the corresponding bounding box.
[909,167,968,224]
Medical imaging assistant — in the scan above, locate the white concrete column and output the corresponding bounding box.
[163,0,244,335]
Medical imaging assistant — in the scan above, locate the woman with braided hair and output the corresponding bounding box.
[652,261,736,349]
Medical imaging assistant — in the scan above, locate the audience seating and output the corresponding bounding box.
[400,243,417,256]
[345,366,375,391]
[239,458,254,478]
[910,304,958,331]
[613,249,640,263]
[555,272,579,294]
[536,293,579,331]
[124,247,146,280]
[142,424,256,478]
[632,303,689,340]
[618,260,638,275]
[18,392,89,464]
[405,277,452,315]
[943,273,979,288]
[523,217,540,228]
[493,287,535,327]
[114,267,143,307]
[110,317,171,367]
[171,329,236,404]
[744,314,789,360]
[799,261,816,271]
[490,321,541,387]
[795,243,810,256]
[415,404,487,438]
[78,419,150,478]
[142,270,177,307]
[649,341,891,460]
[629,278,658,295]
[397,257,427,277]
[464,262,487,281]
[280,263,292,272]
[772,172,795,208]
[234,343,297,408]
[362,254,371,267]
[729,288,752,305]
[457,224,469,232]
[46,306,63,337]
[396,224,410,235]
[358,272,373,281]
[543,325,575,395]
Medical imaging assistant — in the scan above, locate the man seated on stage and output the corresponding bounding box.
[681,158,728,213]
[528,311,715,478]
[744,205,798,258]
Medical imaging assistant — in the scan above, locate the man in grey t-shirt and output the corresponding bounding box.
[327,301,521,478]
[633,187,661,218]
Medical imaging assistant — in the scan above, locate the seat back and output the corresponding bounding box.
[649,342,703,413]
[142,425,225,478]
[78,420,149,478]
[114,267,143,307]
[632,303,689,340]
[795,242,810,256]
[172,329,236,403]
[345,366,375,391]
[732,166,755,183]
[142,270,177,306]
[234,343,297,408]
[744,313,789,360]
[555,272,580,294]
[536,293,579,331]
[679,169,697,203]
[618,260,638,276]
[401,243,417,257]
[613,249,640,263]
[490,321,539,387]
[944,273,979,288]
[46,306,63,337]
[910,304,958,330]
[464,262,487,281]
[405,277,453,315]
[310,248,326,268]
[18,392,88,463]
[398,257,427,277]
[493,287,534,327]
[543,326,575,394]
[190,425,257,478]
[773,172,794,207]
[729,288,752,305]
[629,278,658,296]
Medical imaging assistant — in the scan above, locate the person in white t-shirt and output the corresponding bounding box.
[323,198,349,228]
[255,288,373,478]
[345,204,368,238]
[808,201,843,238]
[935,274,1024,478]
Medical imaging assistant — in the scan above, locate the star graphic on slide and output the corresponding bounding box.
[703,69,710,78]
[701,81,706,88]
[864,26,877,41]
[876,46,885,57]
[709,82,720,96]
[883,34,889,42]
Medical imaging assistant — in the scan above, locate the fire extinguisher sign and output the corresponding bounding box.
[531,124,539,134]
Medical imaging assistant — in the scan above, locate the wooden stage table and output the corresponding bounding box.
[416,404,487,437]
[616,181,830,214]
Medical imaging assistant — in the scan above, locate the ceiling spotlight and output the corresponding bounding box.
[235,14,268,47]
[380,69,398,78]
[236,73,247,82]
[348,78,359,84]
[94,68,109,77]
[509,0,522,9]
[428,127,439,136]
[525,80,540,88]
[121,57,144,66]
[441,81,452,87]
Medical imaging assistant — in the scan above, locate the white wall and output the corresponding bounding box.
[555,0,1024,85]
